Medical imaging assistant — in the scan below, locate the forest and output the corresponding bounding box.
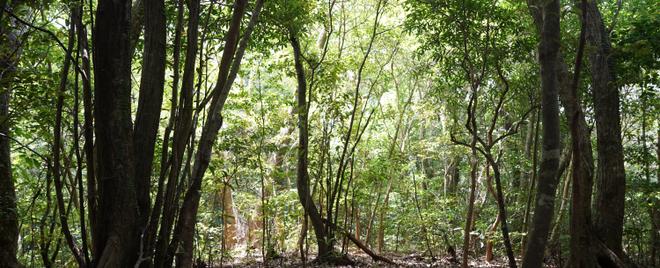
[0,0,658,267]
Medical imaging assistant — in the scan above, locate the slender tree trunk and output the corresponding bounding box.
[488,159,517,268]
[461,92,479,268]
[548,148,572,249]
[74,0,97,245]
[146,0,183,261]
[653,129,660,267]
[445,157,460,194]
[72,20,91,264]
[376,84,413,253]
[485,214,501,262]
[290,31,332,259]
[133,0,167,240]
[153,1,200,266]
[92,0,140,266]
[172,1,259,266]
[585,1,627,258]
[53,10,85,266]
[521,107,540,255]
[522,0,562,266]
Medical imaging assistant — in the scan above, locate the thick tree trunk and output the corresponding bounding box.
[92,0,140,267]
[133,0,167,235]
[521,0,562,266]
[585,1,627,257]
[0,3,20,265]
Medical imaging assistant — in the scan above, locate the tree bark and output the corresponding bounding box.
[92,0,140,266]
[133,0,167,237]
[521,0,562,266]
[153,0,200,266]
[171,0,258,266]
[0,2,20,266]
[460,91,479,268]
[53,9,85,266]
[74,0,97,253]
[290,31,332,259]
[585,0,627,257]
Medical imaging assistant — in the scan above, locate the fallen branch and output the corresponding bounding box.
[324,219,396,265]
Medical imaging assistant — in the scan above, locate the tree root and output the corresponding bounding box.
[594,240,626,268]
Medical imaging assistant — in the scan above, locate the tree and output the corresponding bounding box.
[585,0,627,260]
[0,1,21,267]
[91,0,140,266]
[521,0,562,266]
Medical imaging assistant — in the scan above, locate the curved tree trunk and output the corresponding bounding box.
[290,32,332,259]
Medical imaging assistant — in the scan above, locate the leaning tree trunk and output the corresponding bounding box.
[92,0,140,266]
[0,3,20,266]
[290,31,332,259]
[521,0,562,266]
[584,1,627,258]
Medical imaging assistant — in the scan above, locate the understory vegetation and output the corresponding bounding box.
[0,0,658,267]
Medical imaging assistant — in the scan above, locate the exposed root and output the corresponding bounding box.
[595,240,625,268]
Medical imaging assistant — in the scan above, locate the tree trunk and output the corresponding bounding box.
[521,0,562,266]
[0,2,20,265]
[521,108,540,255]
[290,31,332,259]
[92,0,140,266]
[171,1,258,266]
[133,0,167,236]
[445,157,460,194]
[461,91,479,268]
[585,1,627,257]
[153,0,200,266]
[221,183,238,249]
[548,149,572,249]
[653,129,660,267]
[53,10,84,265]
[74,0,97,252]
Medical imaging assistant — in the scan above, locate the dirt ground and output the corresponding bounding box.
[198,251,518,267]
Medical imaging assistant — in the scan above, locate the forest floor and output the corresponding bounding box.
[204,250,520,267]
